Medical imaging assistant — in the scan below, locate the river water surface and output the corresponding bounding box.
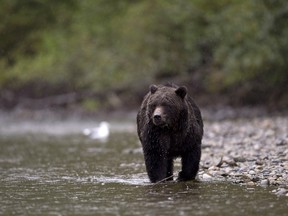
[0,119,287,215]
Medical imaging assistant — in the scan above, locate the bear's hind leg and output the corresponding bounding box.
[178,147,201,181]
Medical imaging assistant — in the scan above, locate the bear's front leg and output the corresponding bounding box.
[143,150,169,183]
[178,145,201,181]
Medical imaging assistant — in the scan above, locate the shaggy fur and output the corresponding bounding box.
[137,84,203,183]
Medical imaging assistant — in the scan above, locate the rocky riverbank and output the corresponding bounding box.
[199,116,288,196]
[1,108,287,196]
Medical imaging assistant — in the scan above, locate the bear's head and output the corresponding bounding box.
[147,84,188,130]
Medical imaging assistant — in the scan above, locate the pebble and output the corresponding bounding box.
[208,166,219,171]
[255,160,264,165]
[260,179,269,186]
[202,173,213,180]
[200,116,288,196]
[247,181,255,186]
[234,157,246,163]
[275,188,287,196]
[249,170,256,175]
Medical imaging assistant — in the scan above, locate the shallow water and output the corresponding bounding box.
[0,131,287,215]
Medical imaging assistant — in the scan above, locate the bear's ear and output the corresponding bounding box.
[175,86,187,99]
[150,85,158,94]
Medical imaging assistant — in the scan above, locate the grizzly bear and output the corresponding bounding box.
[137,83,203,183]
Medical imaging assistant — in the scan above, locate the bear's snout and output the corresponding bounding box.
[152,107,165,126]
[153,114,161,121]
[153,114,162,125]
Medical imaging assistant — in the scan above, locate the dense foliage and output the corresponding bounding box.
[0,0,287,110]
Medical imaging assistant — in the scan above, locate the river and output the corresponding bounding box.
[0,112,287,215]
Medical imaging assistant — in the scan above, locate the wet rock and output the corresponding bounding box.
[225,160,238,167]
[224,167,233,174]
[247,181,255,186]
[208,166,220,171]
[260,179,270,186]
[255,160,264,165]
[220,172,229,177]
[251,176,260,182]
[198,171,204,176]
[271,160,281,165]
[253,144,261,151]
[276,139,286,146]
[234,157,246,163]
[202,173,213,180]
[274,188,288,196]
[249,170,256,175]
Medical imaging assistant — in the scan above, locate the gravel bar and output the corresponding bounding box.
[199,116,288,196]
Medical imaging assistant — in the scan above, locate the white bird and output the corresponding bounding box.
[83,121,110,141]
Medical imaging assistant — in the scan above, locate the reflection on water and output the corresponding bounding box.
[0,132,287,215]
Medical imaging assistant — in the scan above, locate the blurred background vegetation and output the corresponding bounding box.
[0,0,287,111]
